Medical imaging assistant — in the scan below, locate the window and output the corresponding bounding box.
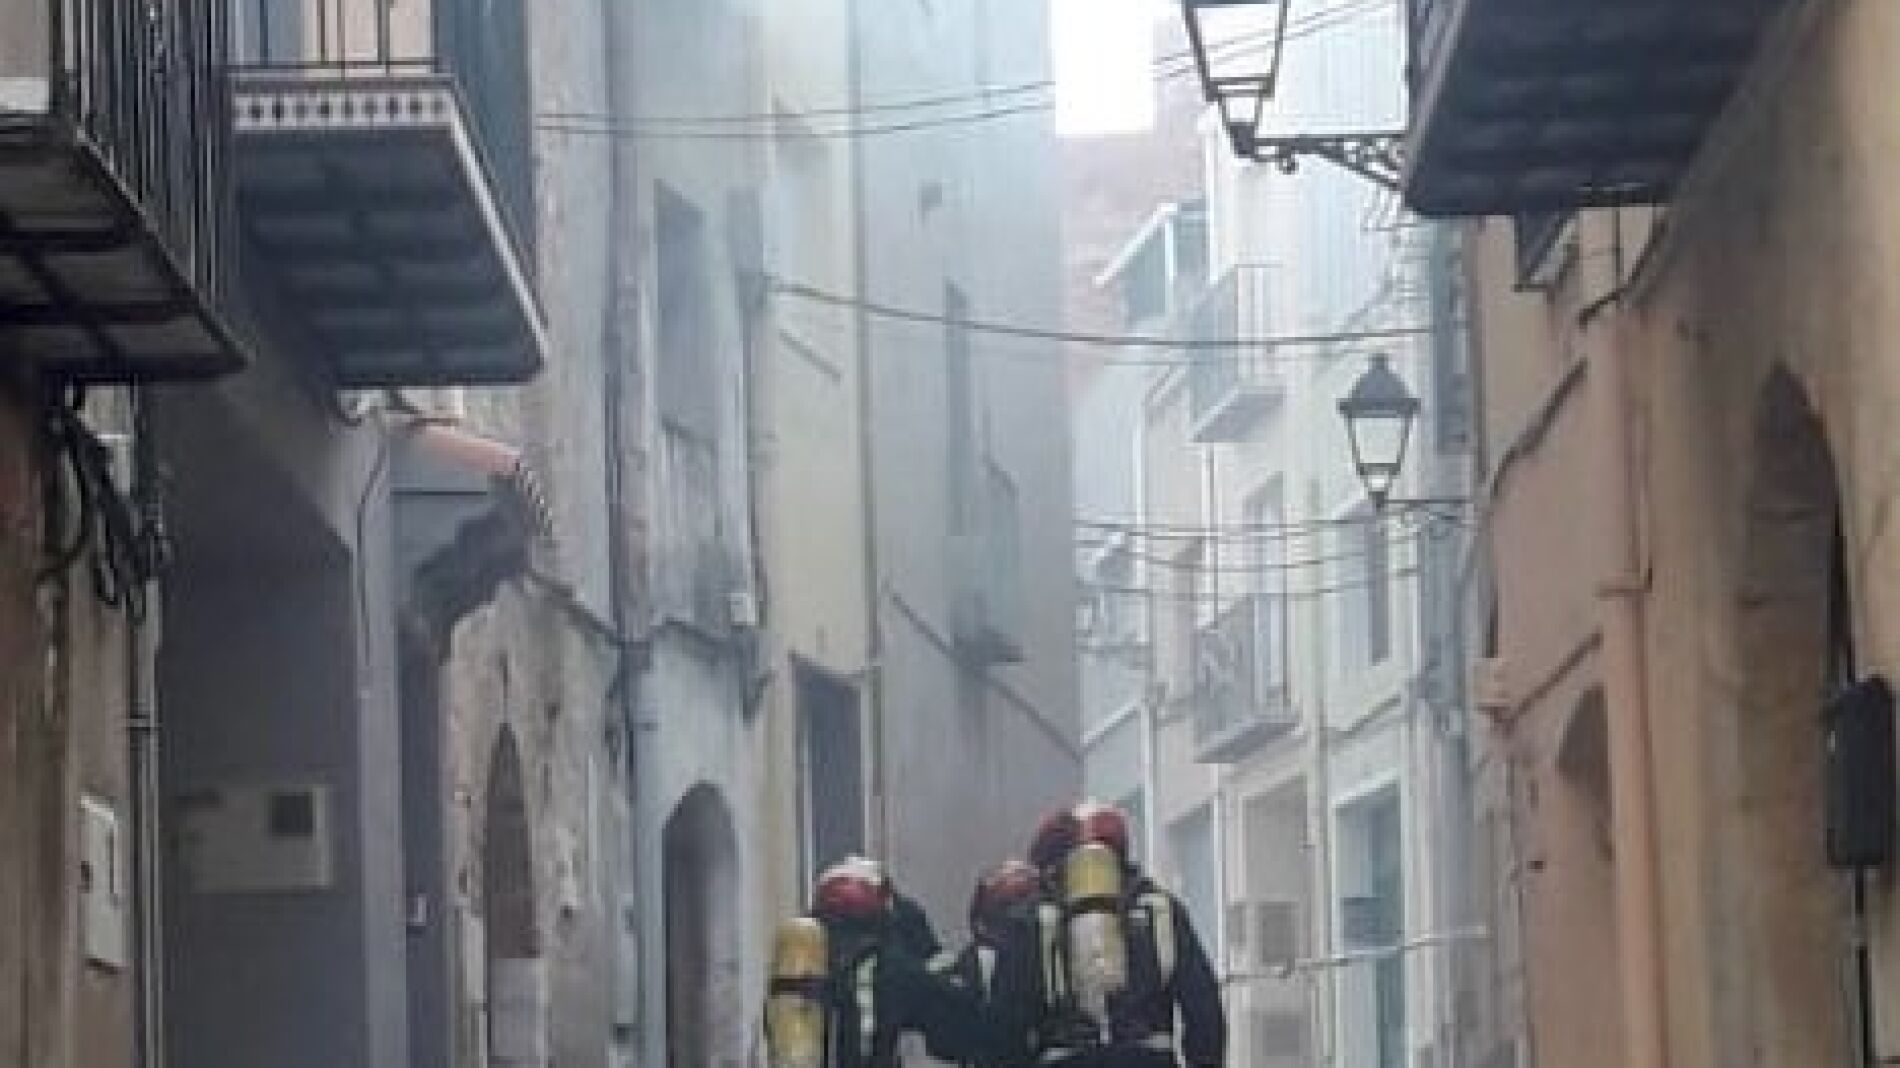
[1427,228,1471,450]
[1337,511,1391,670]
[1116,789,1147,866]
[1365,796,1405,1068]
[1340,789,1405,1068]
[799,668,865,885]
[1169,807,1219,953]
[449,0,537,251]
[1173,202,1210,292]
[234,0,305,64]
[1363,516,1391,665]
[946,284,976,532]
[1245,484,1289,700]
[1121,240,1168,327]
[1172,540,1205,693]
[655,185,717,441]
[1513,211,1575,290]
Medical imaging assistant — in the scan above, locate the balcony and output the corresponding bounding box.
[1187,267,1281,443]
[1193,594,1296,763]
[229,0,546,386]
[0,0,246,382]
[1402,0,1790,216]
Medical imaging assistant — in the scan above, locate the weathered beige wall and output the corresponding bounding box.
[1467,216,1628,1067]
[0,382,39,1067]
[1624,2,1900,1063]
[0,380,137,1068]
[1470,1,1900,1064]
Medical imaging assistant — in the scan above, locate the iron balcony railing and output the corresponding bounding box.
[1192,594,1294,755]
[232,0,535,243]
[57,0,234,306]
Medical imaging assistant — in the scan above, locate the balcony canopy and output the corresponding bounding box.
[232,73,547,386]
[1403,0,1789,216]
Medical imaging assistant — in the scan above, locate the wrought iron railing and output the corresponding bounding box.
[57,0,233,303]
[232,0,534,245]
[1192,594,1293,748]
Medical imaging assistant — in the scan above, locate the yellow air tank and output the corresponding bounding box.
[1062,842,1128,1038]
[766,917,829,1068]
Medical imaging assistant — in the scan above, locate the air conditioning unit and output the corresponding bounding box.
[1250,1008,1309,1063]
[1228,899,1302,972]
[177,782,334,894]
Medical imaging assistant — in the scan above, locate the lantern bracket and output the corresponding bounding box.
[1245,132,1407,193]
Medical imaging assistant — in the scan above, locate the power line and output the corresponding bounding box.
[1084,539,1403,577]
[539,100,1053,141]
[1078,566,1420,603]
[531,0,1384,140]
[538,79,1054,127]
[1080,519,1426,567]
[1079,516,1372,535]
[778,305,1427,368]
[1076,503,1458,537]
[533,5,1364,126]
[772,279,1443,350]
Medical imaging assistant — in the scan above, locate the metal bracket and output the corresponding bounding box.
[1247,132,1406,193]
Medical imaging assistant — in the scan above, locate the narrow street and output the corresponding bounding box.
[0,0,1896,1067]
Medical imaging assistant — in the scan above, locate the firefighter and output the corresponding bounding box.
[953,860,1044,999]
[994,803,1227,1068]
[937,860,1045,1068]
[765,857,1025,1068]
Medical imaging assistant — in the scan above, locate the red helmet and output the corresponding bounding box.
[1073,800,1132,860]
[813,857,891,924]
[1028,808,1081,870]
[971,860,1041,927]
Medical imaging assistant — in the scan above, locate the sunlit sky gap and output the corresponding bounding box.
[1052,0,1163,136]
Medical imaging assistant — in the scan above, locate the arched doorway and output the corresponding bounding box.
[664,784,742,1068]
[1712,368,1850,1065]
[1549,690,1624,1053]
[483,727,546,1068]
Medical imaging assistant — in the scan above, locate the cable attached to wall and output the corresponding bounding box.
[36,385,167,619]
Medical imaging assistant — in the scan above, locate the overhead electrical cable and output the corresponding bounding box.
[771,279,1444,350]
[533,0,1383,139]
[776,304,1430,368]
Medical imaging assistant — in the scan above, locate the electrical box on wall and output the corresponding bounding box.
[177,783,335,893]
[79,796,128,971]
[1824,676,1895,870]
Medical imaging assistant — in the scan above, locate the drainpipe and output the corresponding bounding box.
[1580,208,1668,1068]
[602,3,657,1063]
[1132,371,1160,869]
[1305,475,1338,1067]
[128,392,165,1068]
[844,0,889,853]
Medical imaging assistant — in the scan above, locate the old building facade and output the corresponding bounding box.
[1409,0,1900,1065]
[1076,5,1479,1061]
[3,1,1077,1068]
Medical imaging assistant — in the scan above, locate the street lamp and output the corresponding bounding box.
[1180,0,1407,190]
[1181,0,1288,158]
[1338,356,1422,510]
